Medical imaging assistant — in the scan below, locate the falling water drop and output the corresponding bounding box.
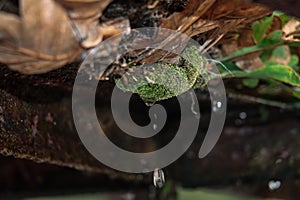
[145,102,153,107]
[212,100,223,112]
[268,180,281,191]
[153,168,165,188]
[189,91,198,116]
[239,112,247,120]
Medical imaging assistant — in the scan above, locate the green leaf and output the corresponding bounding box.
[221,46,262,61]
[293,90,300,99]
[289,42,300,47]
[258,30,283,48]
[221,31,284,62]
[252,15,274,43]
[289,55,299,67]
[251,64,300,86]
[252,11,291,43]
[218,61,242,73]
[269,45,290,65]
[272,45,289,60]
[223,64,300,87]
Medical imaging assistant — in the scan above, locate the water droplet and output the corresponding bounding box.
[153,124,157,131]
[153,168,165,188]
[268,180,281,190]
[239,112,247,120]
[88,75,93,80]
[145,102,154,107]
[212,101,223,112]
[154,113,158,119]
[189,91,198,116]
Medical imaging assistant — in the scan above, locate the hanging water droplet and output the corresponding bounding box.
[268,180,281,191]
[189,91,198,116]
[212,100,223,112]
[153,168,165,188]
[145,102,155,107]
[88,75,93,81]
[153,123,158,131]
[239,112,247,120]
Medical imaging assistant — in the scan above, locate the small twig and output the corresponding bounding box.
[227,91,300,110]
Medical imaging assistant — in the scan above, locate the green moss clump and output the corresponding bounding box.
[115,45,207,103]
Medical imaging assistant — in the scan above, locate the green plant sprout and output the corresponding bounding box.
[220,11,300,101]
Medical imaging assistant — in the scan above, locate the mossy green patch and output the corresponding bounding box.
[115,45,207,103]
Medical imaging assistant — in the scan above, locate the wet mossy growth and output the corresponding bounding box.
[115,46,207,103]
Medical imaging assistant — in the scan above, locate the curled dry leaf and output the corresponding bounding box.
[0,0,81,74]
[0,0,127,74]
[161,0,271,41]
[282,18,300,42]
[137,0,271,65]
[57,0,117,48]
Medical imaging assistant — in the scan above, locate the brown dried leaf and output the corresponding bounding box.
[0,0,126,74]
[282,18,300,42]
[0,0,81,74]
[160,0,216,31]
[57,0,113,48]
[209,0,270,19]
[265,16,282,36]
[137,0,271,66]
[160,0,271,52]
